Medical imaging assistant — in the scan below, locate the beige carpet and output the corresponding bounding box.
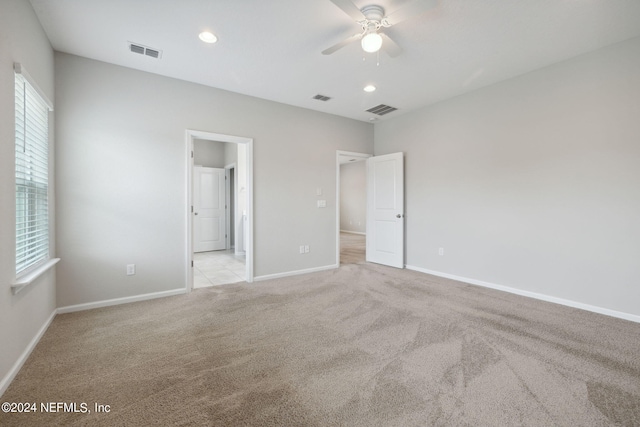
[2,259,640,426]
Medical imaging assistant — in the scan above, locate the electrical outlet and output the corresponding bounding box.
[438,248,444,256]
[126,264,136,275]
[317,200,326,208]
[304,245,310,253]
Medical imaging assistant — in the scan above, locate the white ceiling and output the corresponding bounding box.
[29,0,640,122]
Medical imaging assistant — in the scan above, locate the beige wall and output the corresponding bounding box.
[340,161,366,234]
[54,52,373,307]
[193,139,225,168]
[0,0,57,394]
[225,142,238,167]
[375,36,640,317]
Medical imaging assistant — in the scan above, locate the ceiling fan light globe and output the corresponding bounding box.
[361,32,382,53]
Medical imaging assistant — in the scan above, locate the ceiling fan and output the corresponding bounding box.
[322,0,437,57]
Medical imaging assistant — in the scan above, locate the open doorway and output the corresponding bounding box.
[186,130,253,291]
[336,151,371,265]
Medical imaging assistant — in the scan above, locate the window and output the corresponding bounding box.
[15,65,53,276]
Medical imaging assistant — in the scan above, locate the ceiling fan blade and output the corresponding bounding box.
[383,0,438,26]
[322,33,362,55]
[329,0,366,21]
[380,33,403,58]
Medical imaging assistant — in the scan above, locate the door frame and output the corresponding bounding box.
[186,130,254,291]
[335,150,372,265]
[224,163,236,251]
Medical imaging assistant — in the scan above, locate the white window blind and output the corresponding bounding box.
[15,65,52,276]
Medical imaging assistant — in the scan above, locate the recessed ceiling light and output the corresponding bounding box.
[364,85,376,92]
[369,117,378,122]
[199,31,218,44]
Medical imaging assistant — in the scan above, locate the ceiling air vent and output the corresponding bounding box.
[130,44,145,55]
[129,42,162,59]
[145,48,160,58]
[313,94,332,102]
[366,104,398,116]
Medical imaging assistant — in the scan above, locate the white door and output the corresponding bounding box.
[194,166,226,252]
[366,152,404,268]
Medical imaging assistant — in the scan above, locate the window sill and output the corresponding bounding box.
[12,258,60,295]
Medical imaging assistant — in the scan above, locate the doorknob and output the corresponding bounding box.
[195,212,198,215]
[396,214,403,218]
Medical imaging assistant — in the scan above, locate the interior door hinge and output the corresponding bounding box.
[191,260,194,267]
[191,205,194,213]
[191,151,194,158]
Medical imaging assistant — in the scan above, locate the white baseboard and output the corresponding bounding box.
[340,230,366,235]
[57,288,187,314]
[0,309,57,397]
[405,265,640,324]
[254,264,338,282]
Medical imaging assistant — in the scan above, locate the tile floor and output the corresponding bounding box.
[193,249,246,288]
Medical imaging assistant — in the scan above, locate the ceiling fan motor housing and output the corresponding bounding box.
[361,5,385,21]
[360,5,385,36]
